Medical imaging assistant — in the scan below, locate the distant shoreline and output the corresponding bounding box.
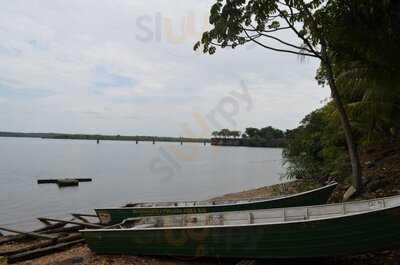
[210,137,285,148]
[0,131,209,143]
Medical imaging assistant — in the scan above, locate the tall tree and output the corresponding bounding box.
[195,0,363,192]
[319,0,400,144]
[245,127,260,138]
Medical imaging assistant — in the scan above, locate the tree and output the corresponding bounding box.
[219,128,231,139]
[211,131,220,138]
[318,1,400,145]
[260,126,285,140]
[231,130,241,138]
[245,127,260,138]
[283,105,351,183]
[195,0,363,192]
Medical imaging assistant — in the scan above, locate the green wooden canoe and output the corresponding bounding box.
[95,182,337,225]
[83,194,400,258]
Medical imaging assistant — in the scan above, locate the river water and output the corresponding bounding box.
[0,137,285,231]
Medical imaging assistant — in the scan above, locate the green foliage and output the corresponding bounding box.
[211,126,285,147]
[194,0,324,58]
[245,127,260,138]
[244,126,284,140]
[318,0,400,145]
[199,0,400,184]
[212,128,241,139]
[283,106,351,183]
[284,0,400,180]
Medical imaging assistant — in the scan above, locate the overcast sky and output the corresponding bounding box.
[0,0,329,137]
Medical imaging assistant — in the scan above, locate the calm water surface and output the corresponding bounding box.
[0,137,285,230]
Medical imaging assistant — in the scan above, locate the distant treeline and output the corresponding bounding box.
[0,131,209,143]
[211,127,286,148]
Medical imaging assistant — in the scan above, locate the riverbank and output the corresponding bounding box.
[0,131,209,144]
[1,178,400,265]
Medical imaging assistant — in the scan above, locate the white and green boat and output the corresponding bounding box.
[83,192,400,258]
[95,182,337,225]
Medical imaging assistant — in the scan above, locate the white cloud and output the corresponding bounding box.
[0,0,330,136]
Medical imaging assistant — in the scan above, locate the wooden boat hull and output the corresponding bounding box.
[83,205,400,258]
[95,183,337,225]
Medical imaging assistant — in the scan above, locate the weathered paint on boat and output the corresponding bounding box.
[83,195,400,258]
[95,182,337,225]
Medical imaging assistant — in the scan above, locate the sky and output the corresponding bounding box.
[0,0,330,137]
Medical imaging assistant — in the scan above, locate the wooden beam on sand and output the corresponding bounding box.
[71,213,97,223]
[37,218,52,226]
[0,223,65,245]
[7,239,85,264]
[37,218,103,228]
[0,233,82,257]
[0,227,57,240]
[34,222,66,232]
[41,225,83,235]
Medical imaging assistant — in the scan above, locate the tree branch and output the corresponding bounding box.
[275,7,322,59]
[242,26,291,33]
[261,32,315,53]
[242,30,320,58]
[244,25,315,53]
[277,0,299,11]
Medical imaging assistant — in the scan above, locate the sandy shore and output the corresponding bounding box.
[2,180,397,265]
[1,181,307,265]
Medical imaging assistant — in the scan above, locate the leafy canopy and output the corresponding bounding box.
[194,0,328,60]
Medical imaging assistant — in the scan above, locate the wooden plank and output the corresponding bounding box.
[7,239,85,264]
[0,222,67,244]
[37,218,103,228]
[71,213,96,223]
[41,225,83,235]
[34,222,66,232]
[0,228,59,245]
[0,233,82,257]
[37,218,52,226]
[0,227,57,240]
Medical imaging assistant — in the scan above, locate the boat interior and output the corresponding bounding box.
[125,199,254,208]
[115,195,400,230]
[123,183,337,209]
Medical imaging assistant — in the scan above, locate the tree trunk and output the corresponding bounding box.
[321,45,363,192]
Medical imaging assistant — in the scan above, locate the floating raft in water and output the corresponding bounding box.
[56,179,79,187]
[37,178,92,187]
[95,182,338,225]
[83,194,400,258]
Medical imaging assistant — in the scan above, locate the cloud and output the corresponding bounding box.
[92,66,136,88]
[0,80,54,100]
[0,0,330,136]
